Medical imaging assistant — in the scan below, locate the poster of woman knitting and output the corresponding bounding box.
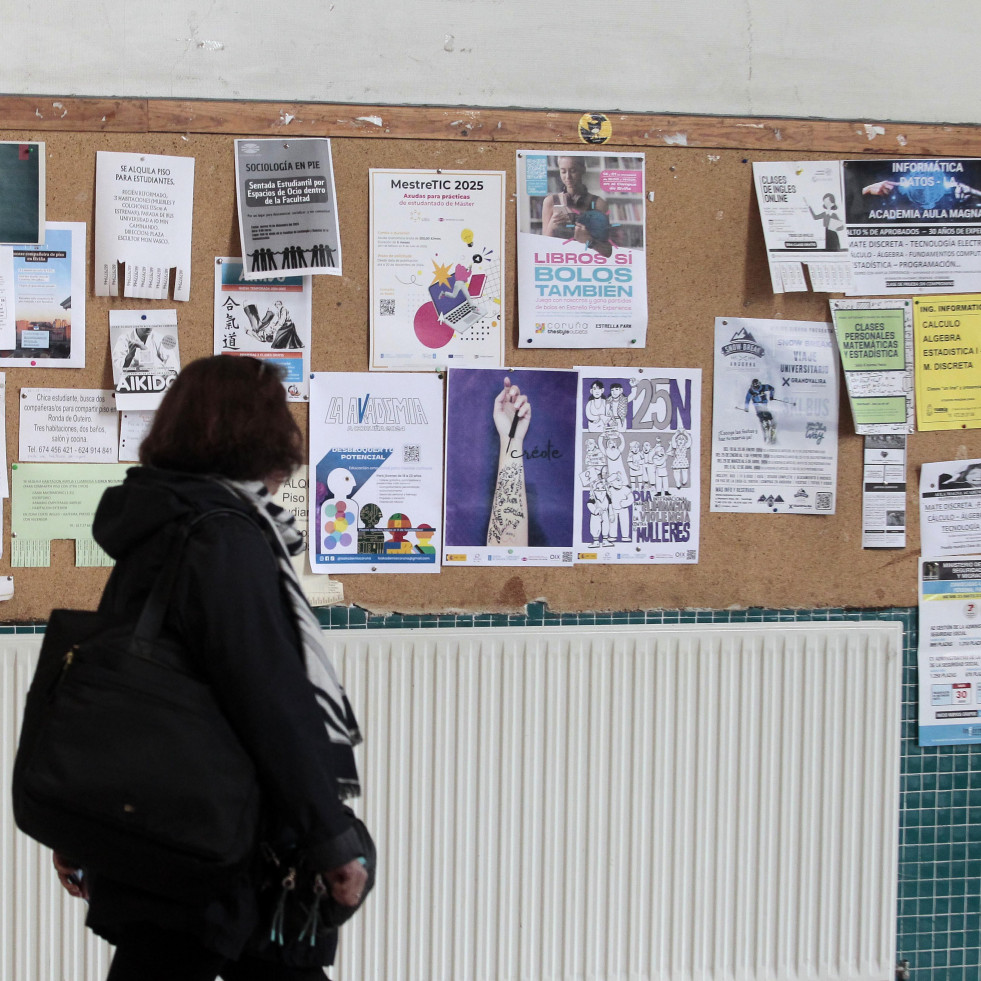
[516,150,647,349]
[573,367,701,564]
[234,138,342,281]
[212,257,312,401]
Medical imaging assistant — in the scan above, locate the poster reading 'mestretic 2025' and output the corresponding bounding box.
[516,150,647,349]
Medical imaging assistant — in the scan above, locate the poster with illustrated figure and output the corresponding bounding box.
[234,138,341,281]
[308,372,443,573]
[109,310,180,410]
[213,257,312,401]
[573,367,701,564]
[711,317,839,515]
[516,149,647,348]
[752,160,853,293]
[369,169,505,370]
[843,157,981,295]
[443,367,578,567]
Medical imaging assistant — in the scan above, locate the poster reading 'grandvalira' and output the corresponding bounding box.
[711,317,839,514]
[516,150,646,348]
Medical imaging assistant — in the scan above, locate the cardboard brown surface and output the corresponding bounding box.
[0,102,973,617]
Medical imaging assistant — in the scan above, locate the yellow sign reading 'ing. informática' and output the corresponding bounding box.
[913,294,981,430]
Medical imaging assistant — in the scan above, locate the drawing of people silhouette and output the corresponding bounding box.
[586,475,611,547]
[320,467,359,555]
[585,380,608,432]
[268,300,303,349]
[670,429,692,487]
[651,438,669,495]
[384,513,414,553]
[357,502,385,554]
[808,193,845,252]
[744,378,777,443]
[602,430,628,488]
[606,470,633,543]
[324,243,336,267]
[413,524,436,555]
[627,439,645,489]
[641,440,655,490]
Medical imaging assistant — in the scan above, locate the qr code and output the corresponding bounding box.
[379,299,396,316]
[403,444,421,463]
[686,549,696,560]
[562,551,573,562]
[816,492,832,510]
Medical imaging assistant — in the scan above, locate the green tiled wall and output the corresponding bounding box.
[17,605,977,978]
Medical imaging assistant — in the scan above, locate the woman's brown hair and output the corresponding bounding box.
[139,356,304,480]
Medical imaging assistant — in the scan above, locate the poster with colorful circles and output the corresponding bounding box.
[309,371,444,572]
[369,169,505,370]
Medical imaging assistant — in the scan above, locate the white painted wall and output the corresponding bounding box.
[0,0,974,125]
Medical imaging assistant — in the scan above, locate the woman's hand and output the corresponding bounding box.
[53,852,88,899]
[492,376,531,447]
[324,857,369,907]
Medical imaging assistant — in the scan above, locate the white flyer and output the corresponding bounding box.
[862,434,906,548]
[270,466,343,606]
[573,367,700,564]
[918,556,981,747]
[829,298,915,434]
[213,257,312,401]
[19,388,118,463]
[0,222,85,368]
[119,410,154,463]
[920,459,981,557]
[95,151,195,301]
[309,372,443,573]
[0,374,6,496]
[752,160,853,294]
[369,168,505,370]
[109,310,180,410]
[234,138,341,280]
[516,149,647,348]
[843,157,981,296]
[0,246,15,348]
[711,317,839,514]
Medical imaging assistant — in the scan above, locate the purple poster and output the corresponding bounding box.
[443,367,578,566]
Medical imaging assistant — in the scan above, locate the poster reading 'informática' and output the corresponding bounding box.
[711,317,839,514]
[516,150,646,348]
[573,367,701,564]
[369,169,505,370]
[234,138,341,280]
[844,157,981,295]
[308,372,443,573]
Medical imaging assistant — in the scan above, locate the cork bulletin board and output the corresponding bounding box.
[1,97,979,619]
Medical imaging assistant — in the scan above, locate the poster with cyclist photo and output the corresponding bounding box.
[710,316,839,514]
[516,149,646,349]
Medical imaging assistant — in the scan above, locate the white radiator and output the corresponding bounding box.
[1,622,902,981]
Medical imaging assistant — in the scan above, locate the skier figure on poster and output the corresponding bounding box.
[744,378,778,443]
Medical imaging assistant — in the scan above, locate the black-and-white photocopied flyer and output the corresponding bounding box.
[234,138,342,280]
[711,317,839,514]
[95,151,195,301]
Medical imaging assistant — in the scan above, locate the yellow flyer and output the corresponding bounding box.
[913,294,981,430]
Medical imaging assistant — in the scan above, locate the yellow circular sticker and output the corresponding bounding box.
[578,113,612,145]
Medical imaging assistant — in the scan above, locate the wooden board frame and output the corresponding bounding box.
[0,95,973,618]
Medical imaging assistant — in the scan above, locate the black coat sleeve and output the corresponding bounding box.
[171,512,362,872]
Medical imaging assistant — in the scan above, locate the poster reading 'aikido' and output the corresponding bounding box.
[574,368,701,564]
[443,367,578,567]
[369,169,505,370]
[308,372,443,573]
